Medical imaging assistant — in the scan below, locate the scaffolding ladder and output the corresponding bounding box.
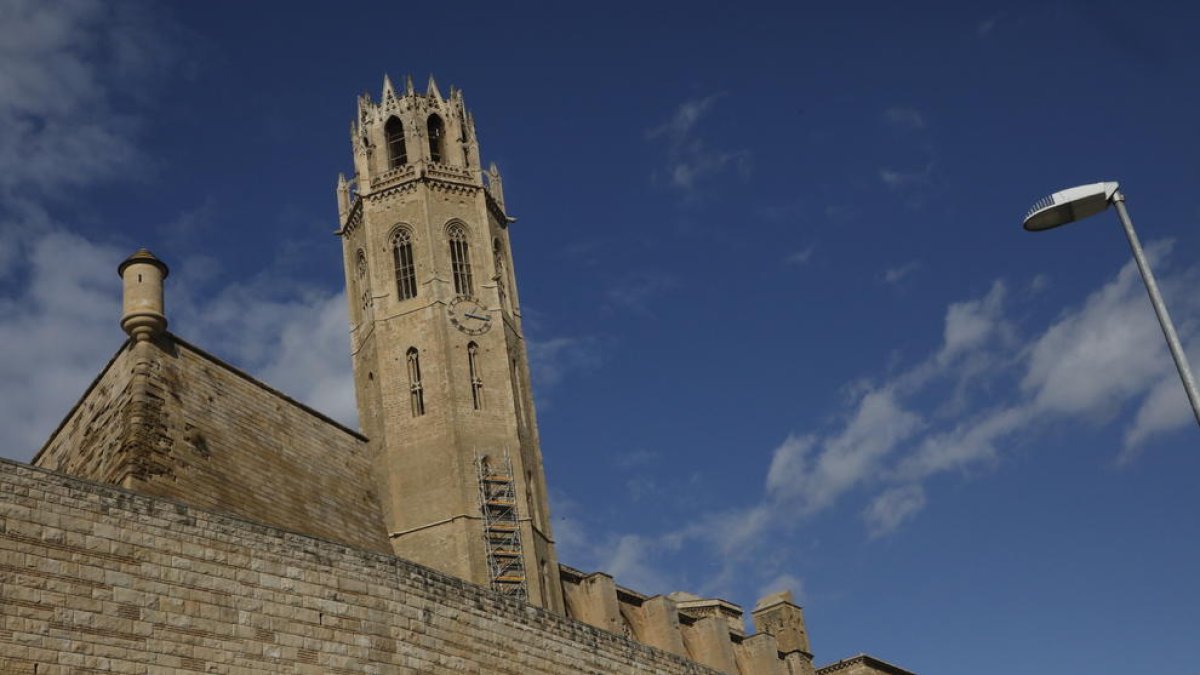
[475,450,528,601]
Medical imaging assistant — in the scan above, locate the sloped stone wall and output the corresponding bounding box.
[35,336,390,555]
[0,459,717,674]
[34,341,138,486]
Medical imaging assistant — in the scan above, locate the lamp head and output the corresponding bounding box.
[1023,181,1120,231]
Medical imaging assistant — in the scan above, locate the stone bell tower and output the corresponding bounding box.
[335,75,563,611]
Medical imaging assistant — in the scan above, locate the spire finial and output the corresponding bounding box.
[405,74,415,95]
[486,162,505,208]
[382,73,396,99]
[336,173,351,217]
[426,74,443,102]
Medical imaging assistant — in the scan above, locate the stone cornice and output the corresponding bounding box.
[337,198,363,237]
[485,189,508,225]
[817,654,916,675]
[350,170,483,215]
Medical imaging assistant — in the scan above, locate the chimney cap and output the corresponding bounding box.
[118,248,169,278]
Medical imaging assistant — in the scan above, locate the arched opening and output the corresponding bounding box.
[392,228,417,300]
[406,347,425,417]
[448,223,474,297]
[427,114,445,163]
[385,116,407,168]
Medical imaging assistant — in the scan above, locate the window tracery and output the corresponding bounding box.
[407,347,425,417]
[448,223,474,297]
[392,228,417,300]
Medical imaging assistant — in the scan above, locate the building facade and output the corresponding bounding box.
[0,74,917,675]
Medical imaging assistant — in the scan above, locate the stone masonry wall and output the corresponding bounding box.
[35,341,138,485]
[0,459,718,674]
[35,336,390,555]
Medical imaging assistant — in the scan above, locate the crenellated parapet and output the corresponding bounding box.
[560,565,822,675]
[348,73,482,199]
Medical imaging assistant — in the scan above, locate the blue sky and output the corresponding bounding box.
[2,2,1198,673]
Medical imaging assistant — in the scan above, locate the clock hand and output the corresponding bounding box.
[464,312,491,321]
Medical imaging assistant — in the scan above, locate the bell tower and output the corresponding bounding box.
[335,75,563,611]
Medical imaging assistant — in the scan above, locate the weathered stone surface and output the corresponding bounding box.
[0,459,719,674]
[340,78,562,609]
[34,336,389,555]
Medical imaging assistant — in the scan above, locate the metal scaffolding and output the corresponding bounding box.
[475,450,527,601]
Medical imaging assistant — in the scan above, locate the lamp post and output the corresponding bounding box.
[1023,182,1200,429]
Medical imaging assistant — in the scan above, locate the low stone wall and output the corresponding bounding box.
[0,458,717,674]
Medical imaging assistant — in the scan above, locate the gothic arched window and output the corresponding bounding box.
[427,114,445,163]
[353,249,368,313]
[448,223,474,297]
[407,347,425,417]
[468,341,483,410]
[392,228,417,300]
[385,117,407,168]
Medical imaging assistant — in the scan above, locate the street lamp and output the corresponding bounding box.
[1023,182,1200,429]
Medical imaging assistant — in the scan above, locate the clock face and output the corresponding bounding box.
[448,296,493,335]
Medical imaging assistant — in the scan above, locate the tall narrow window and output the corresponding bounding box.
[392,228,417,300]
[427,114,444,163]
[493,238,508,310]
[468,342,483,410]
[407,347,425,417]
[385,117,407,168]
[448,223,474,296]
[353,249,367,313]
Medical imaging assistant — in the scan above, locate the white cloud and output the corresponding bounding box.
[607,250,1199,594]
[527,335,602,391]
[884,107,926,130]
[883,260,921,285]
[602,534,673,594]
[863,484,926,538]
[648,94,750,195]
[0,0,172,459]
[766,389,923,515]
[254,292,357,427]
[937,280,1008,364]
[1022,249,1174,417]
[0,226,122,460]
[757,573,805,603]
[604,271,679,314]
[649,95,720,146]
[895,403,1030,481]
[1121,348,1198,459]
[0,0,168,196]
